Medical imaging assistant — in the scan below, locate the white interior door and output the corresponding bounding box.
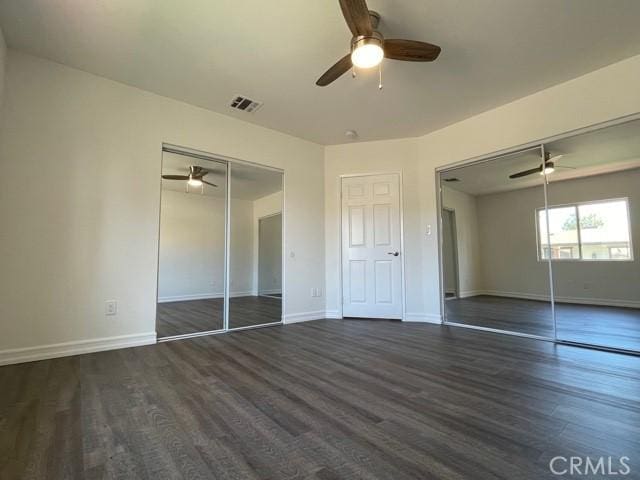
[341,174,403,319]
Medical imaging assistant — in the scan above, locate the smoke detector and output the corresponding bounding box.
[345,130,358,140]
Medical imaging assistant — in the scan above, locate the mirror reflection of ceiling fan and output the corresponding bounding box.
[316,0,441,87]
[162,166,218,193]
[509,153,575,179]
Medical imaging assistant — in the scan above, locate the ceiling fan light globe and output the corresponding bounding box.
[188,178,203,187]
[540,166,555,175]
[351,36,384,69]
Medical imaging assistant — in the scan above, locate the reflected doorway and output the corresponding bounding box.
[258,213,282,299]
[442,208,459,300]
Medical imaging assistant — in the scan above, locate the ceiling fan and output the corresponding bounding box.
[316,0,441,87]
[162,166,217,192]
[509,153,574,179]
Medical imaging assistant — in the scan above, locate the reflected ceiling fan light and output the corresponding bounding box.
[351,37,384,68]
[540,163,555,175]
[188,176,203,187]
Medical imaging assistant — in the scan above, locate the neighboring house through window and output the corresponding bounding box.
[537,198,633,261]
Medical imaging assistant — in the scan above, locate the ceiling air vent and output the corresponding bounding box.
[444,177,460,182]
[229,95,263,113]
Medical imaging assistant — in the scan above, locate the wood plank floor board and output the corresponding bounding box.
[2,320,640,479]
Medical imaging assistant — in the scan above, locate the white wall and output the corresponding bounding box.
[441,187,483,297]
[0,26,6,109]
[157,190,254,302]
[475,168,640,307]
[0,51,325,363]
[325,53,640,322]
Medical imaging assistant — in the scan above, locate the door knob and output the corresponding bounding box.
[387,251,400,256]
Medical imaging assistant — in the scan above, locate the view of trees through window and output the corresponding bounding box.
[538,199,632,261]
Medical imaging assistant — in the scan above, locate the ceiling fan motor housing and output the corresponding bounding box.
[351,11,383,53]
[351,31,384,54]
[368,10,381,29]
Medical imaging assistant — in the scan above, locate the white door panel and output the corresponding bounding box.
[342,174,403,319]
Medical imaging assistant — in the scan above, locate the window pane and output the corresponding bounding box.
[540,206,579,259]
[578,200,631,260]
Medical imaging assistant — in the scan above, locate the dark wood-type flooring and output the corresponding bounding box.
[157,296,281,338]
[2,319,640,479]
[446,295,640,351]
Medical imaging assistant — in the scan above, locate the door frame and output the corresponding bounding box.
[338,172,407,321]
[441,207,460,300]
[156,143,285,342]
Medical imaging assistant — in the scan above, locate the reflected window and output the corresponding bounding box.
[538,198,632,261]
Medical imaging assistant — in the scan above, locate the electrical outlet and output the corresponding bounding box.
[105,300,118,316]
[317,288,323,297]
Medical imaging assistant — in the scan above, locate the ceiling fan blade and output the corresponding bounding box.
[191,166,210,176]
[339,0,373,36]
[384,39,442,62]
[509,167,541,179]
[202,180,218,187]
[316,54,352,86]
[162,175,189,180]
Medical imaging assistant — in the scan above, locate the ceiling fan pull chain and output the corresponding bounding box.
[378,62,383,90]
[352,66,356,78]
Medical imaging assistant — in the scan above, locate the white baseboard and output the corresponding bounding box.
[459,290,484,299]
[324,310,342,319]
[404,313,443,324]
[158,291,253,303]
[474,290,640,309]
[0,332,157,366]
[259,289,282,295]
[283,310,326,324]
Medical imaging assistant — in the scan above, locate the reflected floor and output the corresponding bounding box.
[446,295,640,351]
[157,296,281,338]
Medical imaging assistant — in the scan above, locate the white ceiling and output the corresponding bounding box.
[2,1,640,145]
[441,119,640,196]
[162,152,282,201]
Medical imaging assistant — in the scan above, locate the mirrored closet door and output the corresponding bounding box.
[156,148,284,340]
[157,150,228,338]
[229,163,283,330]
[544,119,640,352]
[438,117,640,354]
[439,147,555,338]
